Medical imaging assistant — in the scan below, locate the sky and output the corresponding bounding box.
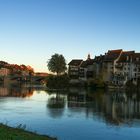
[0,0,140,72]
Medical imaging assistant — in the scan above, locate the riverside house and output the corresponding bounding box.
[114,51,140,85]
[0,68,11,76]
[68,54,95,82]
[68,59,83,82]
[79,54,94,81]
[68,49,140,86]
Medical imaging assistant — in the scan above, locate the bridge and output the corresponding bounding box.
[2,75,47,83]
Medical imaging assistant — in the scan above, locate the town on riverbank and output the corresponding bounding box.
[0,49,140,139]
[68,49,140,91]
[45,49,140,92]
[0,61,48,84]
[0,49,140,91]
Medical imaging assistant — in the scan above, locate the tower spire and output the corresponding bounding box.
[87,53,91,60]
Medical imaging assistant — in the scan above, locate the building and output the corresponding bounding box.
[79,54,94,81]
[68,54,95,82]
[68,49,140,86]
[94,49,140,85]
[0,68,11,76]
[35,72,48,77]
[93,55,105,79]
[68,59,83,79]
[101,49,123,82]
[114,51,140,85]
[114,51,135,85]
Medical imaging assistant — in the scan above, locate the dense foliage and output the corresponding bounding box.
[46,74,69,89]
[47,54,67,75]
[0,61,34,75]
[87,78,106,88]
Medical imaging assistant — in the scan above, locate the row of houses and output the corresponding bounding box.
[0,61,34,77]
[68,49,140,85]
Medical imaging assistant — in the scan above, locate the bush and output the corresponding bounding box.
[46,74,70,89]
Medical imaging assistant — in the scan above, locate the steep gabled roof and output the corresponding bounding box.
[80,59,95,68]
[117,51,135,63]
[104,49,122,62]
[68,59,83,66]
[80,61,87,68]
[94,55,105,63]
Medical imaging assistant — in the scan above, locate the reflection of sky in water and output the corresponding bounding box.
[0,90,140,140]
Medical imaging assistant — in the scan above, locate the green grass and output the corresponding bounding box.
[0,123,57,140]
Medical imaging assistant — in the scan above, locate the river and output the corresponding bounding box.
[0,84,140,140]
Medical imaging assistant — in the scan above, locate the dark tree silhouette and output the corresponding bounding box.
[47,53,67,75]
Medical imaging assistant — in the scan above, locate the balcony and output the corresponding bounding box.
[115,64,123,69]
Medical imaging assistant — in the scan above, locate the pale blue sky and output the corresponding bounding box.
[0,0,140,72]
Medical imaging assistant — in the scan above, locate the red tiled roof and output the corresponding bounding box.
[104,49,122,62]
[117,51,135,63]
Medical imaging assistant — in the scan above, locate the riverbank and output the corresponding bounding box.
[0,123,56,140]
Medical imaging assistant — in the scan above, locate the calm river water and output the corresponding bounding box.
[0,84,140,140]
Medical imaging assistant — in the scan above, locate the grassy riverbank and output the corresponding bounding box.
[0,123,56,140]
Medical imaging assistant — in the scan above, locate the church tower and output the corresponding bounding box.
[87,53,91,60]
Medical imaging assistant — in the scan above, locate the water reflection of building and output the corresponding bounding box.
[0,85,34,98]
[0,87,9,96]
[98,92,140,125]
[68,87,87,107]
[67,88,140,126]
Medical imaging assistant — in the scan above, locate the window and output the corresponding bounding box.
[127,56,129,61]
[70,67,78,71]
[136,58,139,61]
[134,68,137,72]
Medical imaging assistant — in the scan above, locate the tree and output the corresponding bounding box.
[0,61,8,68]
[47,53,67,75]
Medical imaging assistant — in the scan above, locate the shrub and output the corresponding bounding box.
[46,74,70,89]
